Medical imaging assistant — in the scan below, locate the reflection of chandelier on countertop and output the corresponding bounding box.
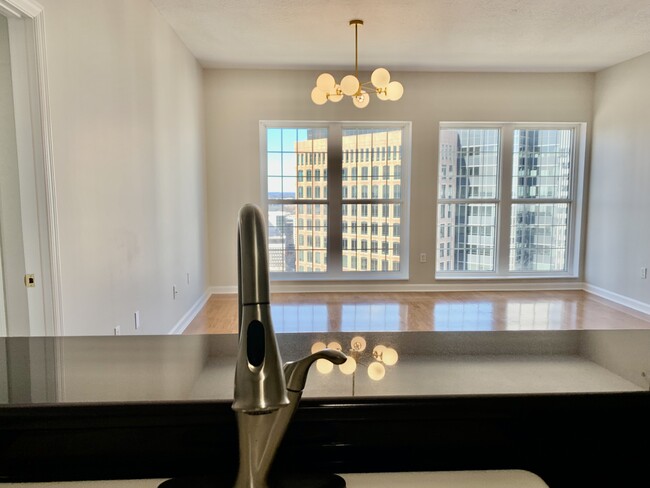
[312,336,398,381]
[310,20,404,109]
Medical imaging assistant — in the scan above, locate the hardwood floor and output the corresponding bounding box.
[183,290,650,334]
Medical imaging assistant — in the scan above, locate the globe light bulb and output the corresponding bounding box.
[327,341,342,351]
[373,345,386,360]
[339,356,357,375]
[376,88,390,101]
[311,341,327,354]
[329,84,343,103]
[367,361,386,381]
[371,68,391,89]
[316,358,334,374]
[350,336,367,352]
[340,75,360,96]
[311,87,328,105]
[382,347,399,366]
[316,73,336,92]
[386,81,404,101]
[353,90,370,109]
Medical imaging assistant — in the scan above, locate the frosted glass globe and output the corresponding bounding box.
[339,356,357,375]
[376,88,390,101]
[316,358,334,374]
[386,81,404,101]
[367,361,386,381]
[371,68,390,88]
[353,90,370,109]
[316,73,336,92]
[350,336,367,352]
[327,341,342,351]
[382,347,399,366]
[311,87,328,105]
[340,75,360,96]
[329,84,343,103]
[311,341,327,354]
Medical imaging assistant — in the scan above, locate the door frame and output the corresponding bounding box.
[0,0,62,336]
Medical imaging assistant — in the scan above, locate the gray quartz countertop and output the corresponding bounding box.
[2,329,649,405]
[1,470,549,487]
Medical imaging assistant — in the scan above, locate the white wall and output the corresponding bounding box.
[204,69,594,289]
[0,16,29,335]
[586,52,650,308]
[38,0,208,335]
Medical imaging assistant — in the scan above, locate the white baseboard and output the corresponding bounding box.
[168,289,212,335]
[583,284,650,317]
[208,282,585,295]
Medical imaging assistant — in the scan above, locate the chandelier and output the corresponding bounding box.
[312,336,399,381]
[310,19,404,109]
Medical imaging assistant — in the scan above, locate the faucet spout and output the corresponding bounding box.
[233,204,288,414]
[232,204,346,488]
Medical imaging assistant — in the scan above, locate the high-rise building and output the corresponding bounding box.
[291,129,403,273]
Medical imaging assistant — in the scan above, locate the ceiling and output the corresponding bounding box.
[150,0,650,72]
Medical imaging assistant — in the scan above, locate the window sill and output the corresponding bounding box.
[435,272,579,281]
[271,271,409,282]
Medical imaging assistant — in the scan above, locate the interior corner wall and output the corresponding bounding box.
[586,52,650,307]
[204,69,594,289]
[38,0,208,335]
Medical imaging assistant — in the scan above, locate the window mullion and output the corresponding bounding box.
[328,123,343,274]
[497,125,514,275]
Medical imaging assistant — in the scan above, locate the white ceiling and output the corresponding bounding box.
[150,0,650,72]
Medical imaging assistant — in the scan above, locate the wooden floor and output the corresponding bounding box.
[183,290,650,334]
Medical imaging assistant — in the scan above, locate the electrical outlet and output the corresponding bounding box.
[114,326,121,336]
[173,285,179,299]
[419,253,427,263]
[641,267,648,279]
[134,311,140,330]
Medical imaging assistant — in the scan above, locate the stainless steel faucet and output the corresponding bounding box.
[233,204,346,488]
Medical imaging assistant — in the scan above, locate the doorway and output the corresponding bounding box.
[0,0,61,336]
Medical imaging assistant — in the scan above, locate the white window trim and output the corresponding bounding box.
[260,120,412,281]
[436,121,587,280]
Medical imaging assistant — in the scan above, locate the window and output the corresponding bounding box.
[263,123,411,279]
[436,123,585,278]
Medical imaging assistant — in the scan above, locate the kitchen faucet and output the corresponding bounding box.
[233,204,347,488]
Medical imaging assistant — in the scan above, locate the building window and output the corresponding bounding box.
[436,123,585,278]
[262,123,411,279]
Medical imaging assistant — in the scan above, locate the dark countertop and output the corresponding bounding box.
[0,330,649,486]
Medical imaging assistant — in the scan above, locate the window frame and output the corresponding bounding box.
[435,121,586,280]
[260,120,412,281]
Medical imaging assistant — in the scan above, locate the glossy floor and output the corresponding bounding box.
[183,290,650,334]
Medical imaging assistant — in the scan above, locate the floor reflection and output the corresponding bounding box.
[184,290,650,334]
[340,304,402,332]
[433,302,495,331]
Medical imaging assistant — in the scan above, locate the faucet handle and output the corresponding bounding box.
[284,349,347,393]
